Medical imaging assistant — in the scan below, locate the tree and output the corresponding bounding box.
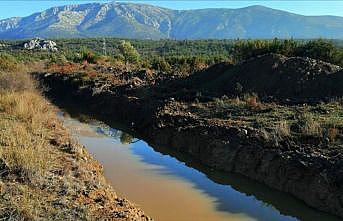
[118,40,140,65]
[296,39,336,62]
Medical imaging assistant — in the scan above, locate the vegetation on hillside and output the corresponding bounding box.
[2,38,342,75]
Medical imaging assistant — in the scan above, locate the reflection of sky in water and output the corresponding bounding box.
[129,140,296,221]
[64,115,340,221]
[88,123,296,221]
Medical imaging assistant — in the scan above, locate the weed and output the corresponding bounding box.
[243,93,260,109]
[327,127,339,142]
[298,113,322,137]
[275,121,291,138]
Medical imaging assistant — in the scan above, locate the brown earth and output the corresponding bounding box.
[167,53,343,102]
[37,53,343,218]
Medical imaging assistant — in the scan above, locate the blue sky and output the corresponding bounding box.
[0,1,342,19]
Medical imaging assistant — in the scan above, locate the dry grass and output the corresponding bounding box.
[0,71,36,92]
[274,121,291,138]
[327,127,339,142]
[0,82,61,219]
[0,182,55,220]
[0,121,54,180]
[299,113,322,137]
[0,53,18,72]
[0,91,56,180]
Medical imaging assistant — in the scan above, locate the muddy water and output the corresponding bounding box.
[60,113,341,221]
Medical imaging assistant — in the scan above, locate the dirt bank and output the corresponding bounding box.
[0,77,151,220]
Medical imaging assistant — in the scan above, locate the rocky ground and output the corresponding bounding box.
[23,37,58,51]
[37,53,343,218]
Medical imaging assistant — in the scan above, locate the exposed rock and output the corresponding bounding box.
[23,37,58,51]
[131,77,143,87]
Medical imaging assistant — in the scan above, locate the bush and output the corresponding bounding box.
[118,40,140,64]
[296,39,336,63]
[231,38,343,66]
[66,47,99,64]
[151,57,171,72]
[80,47,99,64]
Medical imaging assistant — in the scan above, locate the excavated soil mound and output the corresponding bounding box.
[187,54,343,101]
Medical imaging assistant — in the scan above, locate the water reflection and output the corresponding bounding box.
[95,125,136,145]
[129,140,339,221]
[59,112,341,221]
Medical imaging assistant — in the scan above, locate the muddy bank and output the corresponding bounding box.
[37,70,343,219]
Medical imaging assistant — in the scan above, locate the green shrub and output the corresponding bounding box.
[118,40,140,64]
[151,57,171,72]
[295,39,338,63]
[80,47,99,64]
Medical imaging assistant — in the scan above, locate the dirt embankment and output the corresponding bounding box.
[184,53,343,101]
[37,54,343,218]
[0,77,151,220]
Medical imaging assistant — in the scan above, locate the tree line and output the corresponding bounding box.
[1,38,343,74]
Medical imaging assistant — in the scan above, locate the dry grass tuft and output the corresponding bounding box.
[275,121,291,138]
[327,127,339,142]
[298,113,322,137]
[0,122,54,180]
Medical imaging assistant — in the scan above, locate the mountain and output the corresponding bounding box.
[0,2,343,39]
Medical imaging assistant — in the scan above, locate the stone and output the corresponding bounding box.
[23,37,58,51]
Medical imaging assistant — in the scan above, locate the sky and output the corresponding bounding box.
[0,1,342,20]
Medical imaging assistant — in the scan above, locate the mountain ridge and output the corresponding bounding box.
[0,2,343,39]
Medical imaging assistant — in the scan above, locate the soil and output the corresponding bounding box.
[37,53,343,218]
